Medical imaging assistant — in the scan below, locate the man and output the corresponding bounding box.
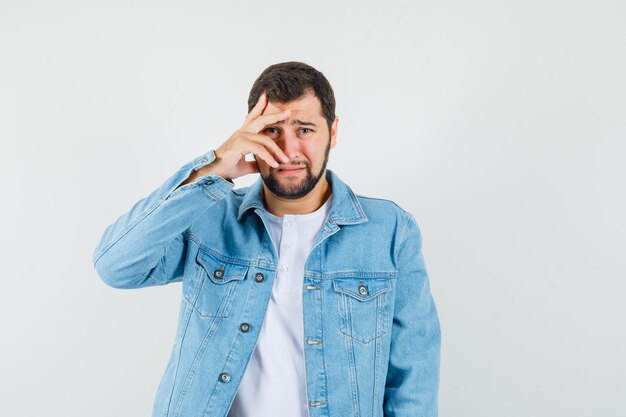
[93,61,441,417]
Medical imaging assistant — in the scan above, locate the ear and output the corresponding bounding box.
[329,115,339,149]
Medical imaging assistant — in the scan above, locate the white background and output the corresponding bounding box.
[1,1,624,416]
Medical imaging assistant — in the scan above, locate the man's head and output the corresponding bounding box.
[248,61,336,134]
[248,62,338,200]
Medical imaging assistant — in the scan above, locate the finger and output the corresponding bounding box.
[244,92,267,124]
[245,132,290,163]
[248,142,281,168]
[245,109,291,134]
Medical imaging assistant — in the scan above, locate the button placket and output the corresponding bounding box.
[281,217,295,258]
[276,215,297,291]
[304,276,323,401]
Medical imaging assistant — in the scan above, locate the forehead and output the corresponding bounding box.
[263,91,324,119]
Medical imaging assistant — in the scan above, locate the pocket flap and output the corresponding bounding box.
[196,249,249,284]
[332,278,391,301]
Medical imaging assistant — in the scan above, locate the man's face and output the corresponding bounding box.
[255,91,338,199]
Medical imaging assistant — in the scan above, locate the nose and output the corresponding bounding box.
[275,130,301,161]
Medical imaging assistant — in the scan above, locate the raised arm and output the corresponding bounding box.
[92,152,234,289]
[93,92,291,289]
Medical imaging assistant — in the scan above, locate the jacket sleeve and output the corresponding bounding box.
[92,150,234,289]
[383,212,441,416]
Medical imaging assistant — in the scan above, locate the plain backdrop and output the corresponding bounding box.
[1,1,624,416]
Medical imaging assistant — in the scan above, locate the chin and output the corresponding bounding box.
[261,165,321,199]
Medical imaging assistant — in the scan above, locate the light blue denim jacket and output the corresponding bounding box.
[93,150,441,417]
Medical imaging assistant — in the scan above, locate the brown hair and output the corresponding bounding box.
[248,61,336,133]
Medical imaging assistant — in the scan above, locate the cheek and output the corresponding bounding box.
[301,142,323,158]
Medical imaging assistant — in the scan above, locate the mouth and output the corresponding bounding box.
[275,166,306,176]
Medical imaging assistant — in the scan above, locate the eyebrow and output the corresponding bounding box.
[273,119,318,127]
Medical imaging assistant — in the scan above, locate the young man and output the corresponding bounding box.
[93,61,441,417]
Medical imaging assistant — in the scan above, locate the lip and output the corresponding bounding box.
[275,166,306,175]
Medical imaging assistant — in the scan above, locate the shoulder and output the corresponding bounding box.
[355,192,414,221]
[355,193,421,242]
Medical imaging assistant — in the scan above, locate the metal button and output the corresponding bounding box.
[358,284,368,296]
[219,372,231,382]
[214,268,224,279]
[240,323,250,332]
[254,272,264,282]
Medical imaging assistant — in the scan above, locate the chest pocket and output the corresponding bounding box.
[333,277,392,344]
[185,249,249,318]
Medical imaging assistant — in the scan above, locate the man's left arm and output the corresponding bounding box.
[383,212,441,417]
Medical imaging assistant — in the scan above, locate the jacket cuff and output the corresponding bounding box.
[192,149,217,171]
[190,149,234,186]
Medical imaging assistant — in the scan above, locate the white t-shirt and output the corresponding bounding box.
[227,195,333,417]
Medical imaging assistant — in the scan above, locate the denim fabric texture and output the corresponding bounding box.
[93,150,441,417]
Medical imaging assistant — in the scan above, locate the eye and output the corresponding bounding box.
[300,128,313,134]
[264,127,279,135]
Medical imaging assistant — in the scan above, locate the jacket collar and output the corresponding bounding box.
[236,169,368,225]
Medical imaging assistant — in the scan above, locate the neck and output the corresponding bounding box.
[262,172,332,217]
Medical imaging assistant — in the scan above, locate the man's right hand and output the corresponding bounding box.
[195,93,291,182]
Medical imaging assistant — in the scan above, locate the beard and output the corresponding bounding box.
[258,139,331,199]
